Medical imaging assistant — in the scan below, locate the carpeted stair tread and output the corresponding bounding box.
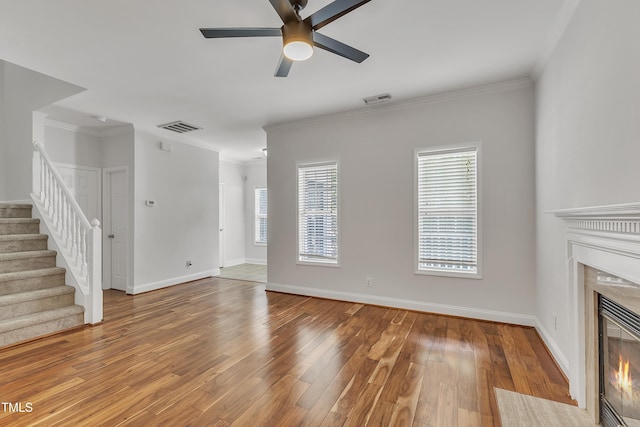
[0,204,33,209]
[0,305,84,334]
[0,204,33,219]
[0,286,75,308]
[0,218,40,224]
[0,267,66,283]
[0,234,48,242]
[0,267,66,296]
[0,234,48,253]
[0,250,56,261]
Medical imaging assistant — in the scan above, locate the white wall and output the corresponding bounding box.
[132,131,219,294]
[0,60,84,201]
[535,0,640,374]
[266,81,536,324]
[44,123,103,168]
[219,160,246,266]
[244,161,267,265]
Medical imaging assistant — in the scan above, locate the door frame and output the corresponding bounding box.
[103,166,129,292]
[219,182,225,268]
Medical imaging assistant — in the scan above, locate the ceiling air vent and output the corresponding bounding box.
[363,93,392,106]
[157,120,202,134]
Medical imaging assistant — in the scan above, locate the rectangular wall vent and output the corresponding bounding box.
[157,120,202,134]
[363,93,392,106]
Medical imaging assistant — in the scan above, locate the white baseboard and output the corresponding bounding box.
[535,318,570,378]
[132,269,220,295]
[223,258,247,268]
[223,258,267,267]
[265,282,537,326]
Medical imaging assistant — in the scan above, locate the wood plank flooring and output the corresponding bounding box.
[0,277,574,426]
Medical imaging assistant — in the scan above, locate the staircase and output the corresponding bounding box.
[0,203,84,348]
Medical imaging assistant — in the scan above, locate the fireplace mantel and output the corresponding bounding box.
[553,202,640,422]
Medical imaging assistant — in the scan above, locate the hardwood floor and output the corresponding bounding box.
[0,277,574,426]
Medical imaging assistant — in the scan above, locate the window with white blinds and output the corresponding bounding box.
[297,161,339,265]
[416,145,481,277]
[254,187,267,245]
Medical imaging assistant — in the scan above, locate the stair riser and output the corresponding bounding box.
[0,313,83,347]
[0,223,40,235]
[0,256,57,274]
[0,207,32,219]
[0,273,65,296]
[0,239,48,253]
[0,292,75,320]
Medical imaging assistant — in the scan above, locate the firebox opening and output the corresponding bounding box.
[599,294,640,427]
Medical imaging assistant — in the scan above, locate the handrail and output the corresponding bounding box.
[33,141,93,230]
[30,141,103,324]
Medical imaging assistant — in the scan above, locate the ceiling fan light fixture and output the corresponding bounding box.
[282,21,313,61]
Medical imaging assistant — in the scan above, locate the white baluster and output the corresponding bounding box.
[56,185,62,233]
[67,201,73,249]
[45,167,51,213]
[62,199,68,248]
[39,157,45,202]
[75,219,82,268]
[81,228,88,278]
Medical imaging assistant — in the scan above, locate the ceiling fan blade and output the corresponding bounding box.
[305,0,371,30]
[312,32,369,63]
[269,0,301,23]
[275,55,294,77]
[200,28,282,38]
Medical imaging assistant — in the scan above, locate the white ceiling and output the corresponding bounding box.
[0,0,572,162]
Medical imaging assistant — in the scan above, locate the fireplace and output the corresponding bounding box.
[554,203,640,424]
[599,290,640,426]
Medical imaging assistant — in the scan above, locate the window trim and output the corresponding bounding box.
[414,142,483,279]
[253,186,268,246]
[296,159,341,267]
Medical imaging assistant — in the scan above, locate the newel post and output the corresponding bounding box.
[89,218,103,324]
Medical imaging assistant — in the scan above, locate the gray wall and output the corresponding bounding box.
[0,60,83,201]
[535,0,640,373]
[266,82,536,324]
[133,131,219,293]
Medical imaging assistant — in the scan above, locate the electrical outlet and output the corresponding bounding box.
[186,260,192,269]
[365,277,372,288]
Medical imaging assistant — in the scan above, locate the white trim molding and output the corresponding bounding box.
[132,269,219,295]
[552,202,640,411]
[265,283,536,326]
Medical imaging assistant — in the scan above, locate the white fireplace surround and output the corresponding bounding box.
[554,203,640,411]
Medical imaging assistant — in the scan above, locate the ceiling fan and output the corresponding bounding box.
[200,0,372,77]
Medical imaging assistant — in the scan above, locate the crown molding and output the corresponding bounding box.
[551,203,640,219]
[264,78,533,133]
[531,0,581,80]
[44,118,133,138]
[44,118,83,133]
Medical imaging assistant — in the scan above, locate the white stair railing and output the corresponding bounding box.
[30,141,102,324]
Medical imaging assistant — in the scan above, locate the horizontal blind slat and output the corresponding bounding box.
[417,148,477,274]
[298,163,339,263]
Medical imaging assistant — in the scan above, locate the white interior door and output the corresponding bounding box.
[104,168,128,292]
[219,183,225,268]
[55,163,100,221]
